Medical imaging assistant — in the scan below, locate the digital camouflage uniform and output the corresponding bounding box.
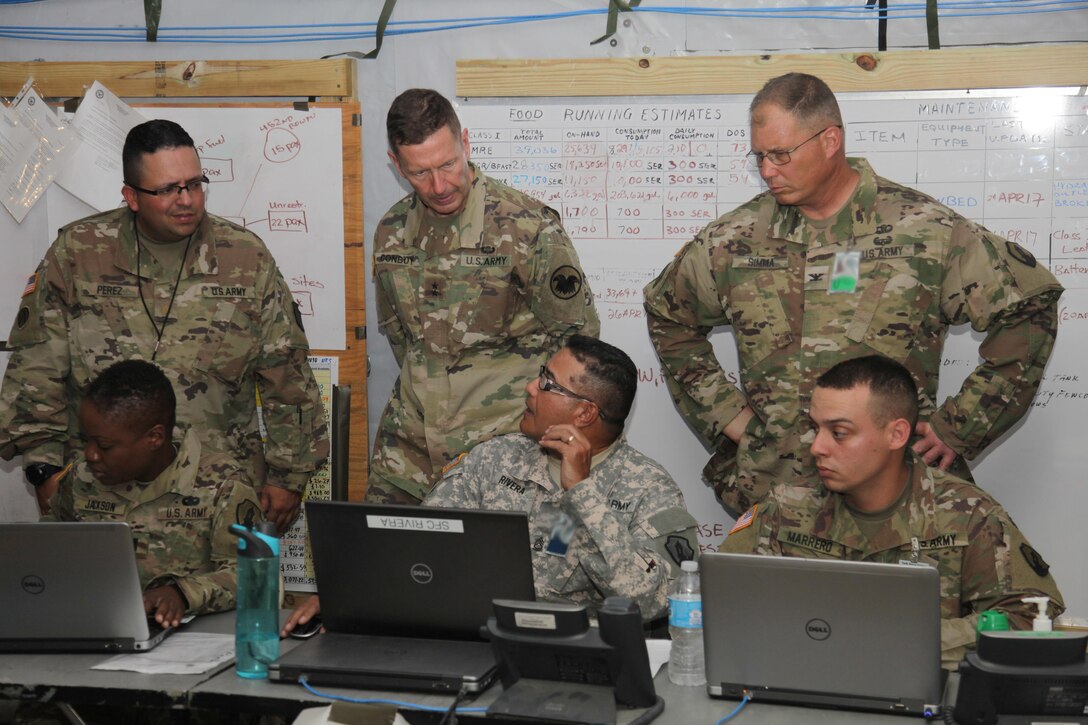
[0,208,329,495]
[721,461,1064,669]
[370,166,599,503]
[644,159,1062,515]
[425,434,698,621]
[43,429,263,615]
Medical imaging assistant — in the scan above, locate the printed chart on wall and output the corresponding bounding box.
[459,91,1088,613]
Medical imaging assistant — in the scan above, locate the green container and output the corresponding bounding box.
[977,610,1010,633]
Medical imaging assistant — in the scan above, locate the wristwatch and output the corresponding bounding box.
[24,463,62,488]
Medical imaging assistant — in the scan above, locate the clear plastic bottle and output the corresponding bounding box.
[229,522,280,679]
[668,559,706,687]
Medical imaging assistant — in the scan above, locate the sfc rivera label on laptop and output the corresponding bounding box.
[366,514,465,533]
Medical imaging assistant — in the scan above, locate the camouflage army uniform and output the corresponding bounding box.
[43,429,262,614]
[721,462,1064,668]
[644,159,1062,514]
[425,434,698,621]
[0,208,329,494]
[370,166,599,503]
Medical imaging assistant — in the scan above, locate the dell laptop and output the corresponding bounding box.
[0,522,174,653]
[269,501,536,693]
[701,552,943,716]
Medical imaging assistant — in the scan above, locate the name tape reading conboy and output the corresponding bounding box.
[365,514,465,534]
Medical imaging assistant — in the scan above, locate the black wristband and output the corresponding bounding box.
[24,463,62,488]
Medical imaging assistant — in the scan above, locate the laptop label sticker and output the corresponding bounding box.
[366,514,465,533]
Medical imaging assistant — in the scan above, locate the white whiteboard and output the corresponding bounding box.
[459,90,1088,616]
[1,105,346,350]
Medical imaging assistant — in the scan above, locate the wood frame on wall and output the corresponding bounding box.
[456,45,1088,97]
[0,59,368,500]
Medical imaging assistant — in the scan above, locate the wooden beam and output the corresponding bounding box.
[0,59,355,99]
[457,45,1088,97]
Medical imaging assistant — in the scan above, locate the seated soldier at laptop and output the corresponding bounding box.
[285,336,698,634]
[43,359,263,628]
[720,355,1064,668]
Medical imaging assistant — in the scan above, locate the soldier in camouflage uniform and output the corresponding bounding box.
[425,336,697,621]
[0,119,327,532]
[369,89,599,504]
[44,360,262,623]
[283,337,697,632]
[721,356,1063,668]
[644,73,1062,516]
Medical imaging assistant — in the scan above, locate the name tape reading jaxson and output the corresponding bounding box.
[365,514,465,534]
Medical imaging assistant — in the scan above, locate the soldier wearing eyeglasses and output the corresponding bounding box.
[644,72,1062,517]
[283,336,696,633]
[0,119,329,533]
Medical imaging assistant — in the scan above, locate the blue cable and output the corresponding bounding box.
[2,2,1087,44]
[715,692,752,724]
[297,676,489,714]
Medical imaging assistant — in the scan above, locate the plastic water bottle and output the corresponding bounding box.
[229,521,280,679]
[668,559,706,686]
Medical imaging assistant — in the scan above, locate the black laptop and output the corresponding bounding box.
[269,501,536,693]
[0,522,174,653]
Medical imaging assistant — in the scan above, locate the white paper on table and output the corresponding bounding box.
[91,632,235,675]
[55,80,145,212]
[645,638,672,676]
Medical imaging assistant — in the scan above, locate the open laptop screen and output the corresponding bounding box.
[306,501,535,640]
[0,522,169,652]
[701,552,942,716]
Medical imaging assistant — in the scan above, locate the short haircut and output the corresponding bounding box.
[122,119,196,187]
[83,360,177,434]
[750,72,844,130]
[815,355,919,428]
[386,88,462,154]
[565,335,638,433]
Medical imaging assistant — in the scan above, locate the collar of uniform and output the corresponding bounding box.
[545,436,624,488]
[401,163,486,252]
[115,209,217,279]
[111,428,202,503]
[759,157,880,247]
[826,459,930,555]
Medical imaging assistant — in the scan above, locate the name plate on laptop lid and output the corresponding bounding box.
[365,513,465,533]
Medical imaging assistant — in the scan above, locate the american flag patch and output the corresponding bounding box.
[22,273,38,297]
[728,504,757,535]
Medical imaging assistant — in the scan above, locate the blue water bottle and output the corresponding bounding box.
[229,521,280,679]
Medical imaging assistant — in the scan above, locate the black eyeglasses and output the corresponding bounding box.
[746,126,840,167]
[537,365,620,424]
[125,175,210,197]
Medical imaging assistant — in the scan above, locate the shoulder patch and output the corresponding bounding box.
[1020,542,1050,577]
[664,534,695,565]
[16,305,30,329]
[728,505,757,535]
[22,273,38,298]
[441,451,468,476]
[1006,241,1037,268]
[236,499,261,528]
[550,265,583,300]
